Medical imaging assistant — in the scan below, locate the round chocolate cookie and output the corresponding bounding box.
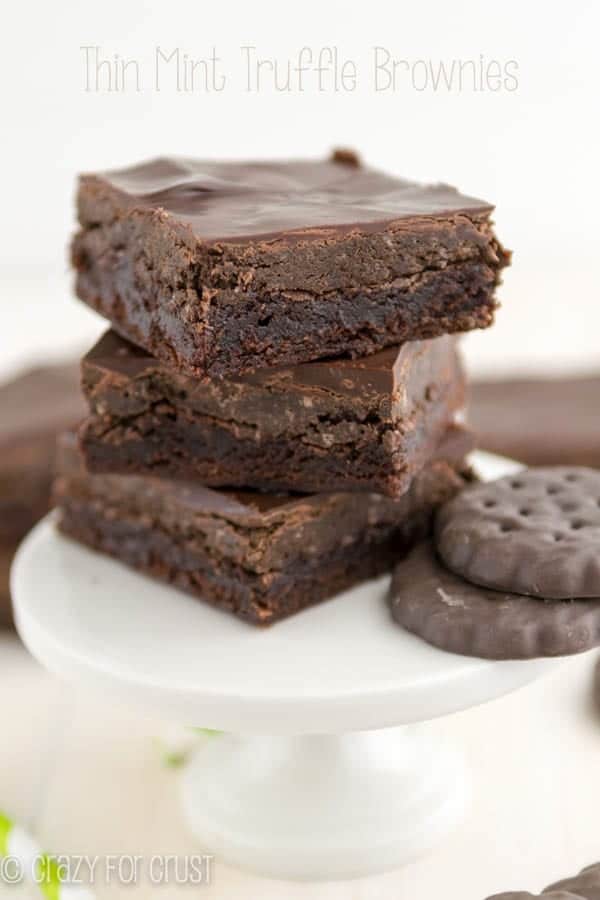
[487,894,574,899]
[435,467,600,600]
[487,862,600,899]
[544,863,600,899]
[389,542,600,660]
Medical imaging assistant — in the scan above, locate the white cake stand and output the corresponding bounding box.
[11,452,562,881]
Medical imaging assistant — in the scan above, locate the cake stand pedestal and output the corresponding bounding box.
[11,453,562,881]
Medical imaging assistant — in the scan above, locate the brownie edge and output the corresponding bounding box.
[78,330,468,497]
[72,153,509,377]
[54,428,472,625]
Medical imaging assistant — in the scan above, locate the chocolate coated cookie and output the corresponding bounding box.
[487,861,600,899]
[435,468,600,600]
[389,542,600,659]
[544,863,600,899]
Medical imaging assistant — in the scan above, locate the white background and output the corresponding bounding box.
[1,0,599,377]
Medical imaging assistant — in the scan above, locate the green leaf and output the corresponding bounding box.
[37,854,61,900]
[162,751,188,769]
[0,811,12,856]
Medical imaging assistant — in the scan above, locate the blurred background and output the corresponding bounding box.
[1,0,598,378]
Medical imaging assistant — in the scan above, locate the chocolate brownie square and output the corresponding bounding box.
[72,151,509,378]
[55,427,472,625]
[78,329,467,498]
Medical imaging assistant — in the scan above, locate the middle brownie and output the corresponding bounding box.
[79,330,466,498]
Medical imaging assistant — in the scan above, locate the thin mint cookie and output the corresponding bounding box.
[544,863,600,899]
[487,894,574,899]
[435,467,600,600]
[389,542,600,659]
[487,862,600,899]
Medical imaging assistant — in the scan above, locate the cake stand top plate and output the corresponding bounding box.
[11,451,560,734]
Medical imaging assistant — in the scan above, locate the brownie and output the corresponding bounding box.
[78,329,467,498]
[0,362,85,626]
[72,151,509,378]
[54,427,472,625]
[470,375,600,467]
[0,546,14,628]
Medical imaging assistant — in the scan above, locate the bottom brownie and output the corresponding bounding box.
[54,428,472,625]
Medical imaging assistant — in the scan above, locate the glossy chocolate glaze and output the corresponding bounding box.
[80,152,494,243]
[83,328,459,421]
[79,329,469,497]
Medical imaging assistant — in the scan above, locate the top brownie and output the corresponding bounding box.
[72,150,509,378]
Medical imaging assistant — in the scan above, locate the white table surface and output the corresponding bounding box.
[2,259,600,898]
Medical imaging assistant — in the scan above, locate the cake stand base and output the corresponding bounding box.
[181,727,467,880]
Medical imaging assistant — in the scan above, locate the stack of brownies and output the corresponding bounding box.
[54,150,509,625]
